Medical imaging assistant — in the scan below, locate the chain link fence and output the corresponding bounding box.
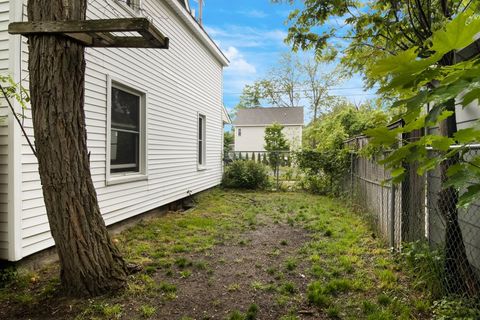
[344,135,480,299]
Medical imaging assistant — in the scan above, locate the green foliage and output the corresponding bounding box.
[140,305,156,318]
[264,123,290,152]
[298,101,388,195]
[401,241,445,298]
[365,9,480,206]
[222,161,270,190]
[296,149,350,195]
[278,0,473,86]
[0,75,30,110]
[432,297,480,319]
[224,131,234,155]
[0,267,17,288]
[264,123,290,177]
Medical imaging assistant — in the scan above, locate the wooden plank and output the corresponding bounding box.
[90,32,116,46]
[9,18,150,34]
[8,18,169,49]
[65,33,93,46]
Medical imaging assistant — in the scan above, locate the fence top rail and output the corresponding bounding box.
[426,144,480,150]
[228,150,292,153]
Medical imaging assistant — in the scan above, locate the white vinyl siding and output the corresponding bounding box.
[0,0,9,260]
[11,0,225,260]
[234,125,303,152]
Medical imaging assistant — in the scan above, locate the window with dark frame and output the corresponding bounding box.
[238,128,241,136]
[110,86,141,174]
[198,114,206,166]
[125,0,138,9]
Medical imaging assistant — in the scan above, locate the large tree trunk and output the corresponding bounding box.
[27,0,127,296]
[438,99,479,297]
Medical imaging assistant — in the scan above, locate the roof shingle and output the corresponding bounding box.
[233,107,304,126]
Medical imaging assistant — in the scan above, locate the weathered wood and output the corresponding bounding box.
[9,18,169,49]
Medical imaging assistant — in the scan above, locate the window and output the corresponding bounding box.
[238,128,241,137]
[109,82,146,178]
[125,0,139,10]
[198,114,206,167]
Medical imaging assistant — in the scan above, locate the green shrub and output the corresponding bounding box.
[295,149,350,196]
[432,297,480,319]
[222,161,270,190]
[401,241,444,297]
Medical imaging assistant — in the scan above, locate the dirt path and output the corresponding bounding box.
[151,224,316,319]
[0,190,431,320]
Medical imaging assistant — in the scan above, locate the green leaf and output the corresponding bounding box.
[391,167,405,178]
[430,136,454,151]
[431,10,480,56]
[461,87,480,106]
[364,126,399,146]
[454,128,480,144]
[458,185,480,208]
[417,157,441,176]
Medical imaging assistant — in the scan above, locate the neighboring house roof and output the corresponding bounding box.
[233,107,304,126]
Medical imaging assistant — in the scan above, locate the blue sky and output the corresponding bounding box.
[196,0,377,120]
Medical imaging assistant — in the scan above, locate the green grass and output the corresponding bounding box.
[0,189,434,319]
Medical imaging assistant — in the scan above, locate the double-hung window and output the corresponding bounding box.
[198,114,206,168]
[108,81,146,181]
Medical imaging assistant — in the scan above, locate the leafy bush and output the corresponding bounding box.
[296,148,350,195]
[222,161,270,190]
[401,241,445,298]
[432,297,480,319]
[0,266,17,288]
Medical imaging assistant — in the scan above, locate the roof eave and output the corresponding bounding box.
[163,0,229,67]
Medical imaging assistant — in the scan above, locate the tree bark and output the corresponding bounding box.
[27,0,127,296]
[438,98,479,297]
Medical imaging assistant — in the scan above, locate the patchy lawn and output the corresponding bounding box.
[0,189,431,319]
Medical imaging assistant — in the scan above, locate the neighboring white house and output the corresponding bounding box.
[233,107,304,152]
[0,0,230,262]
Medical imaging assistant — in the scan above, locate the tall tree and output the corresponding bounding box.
[236,51,341,120]
[278,0,479,295]
[264,123,290,180]
[264,52,302,107]
[27,0,127,296]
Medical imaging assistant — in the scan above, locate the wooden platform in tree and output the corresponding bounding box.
[8,18,169,49]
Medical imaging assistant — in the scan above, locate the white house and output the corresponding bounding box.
[0,0,230,262]
[233,107,304,152]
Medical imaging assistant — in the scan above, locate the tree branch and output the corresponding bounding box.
[0,83,37,157]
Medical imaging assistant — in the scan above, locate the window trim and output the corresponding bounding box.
[197,113,207,170]
[114,0,142,17]
[238,128,241,137]
[106,76,148,185]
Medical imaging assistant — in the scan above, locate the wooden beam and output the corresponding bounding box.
[8,18,169,49]
[64,33,93,46]
[91,32,116,46]
[9,18,150,34]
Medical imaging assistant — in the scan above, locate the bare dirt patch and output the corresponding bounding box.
[149,223,317,319]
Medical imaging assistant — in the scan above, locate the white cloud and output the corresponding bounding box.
[238,9,268,18]
[204,25,288,49]
[224,46,256,74]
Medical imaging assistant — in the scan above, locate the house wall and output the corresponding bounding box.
[7,0,226,260]
[234,125,302,152]
[0,0,9,260]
